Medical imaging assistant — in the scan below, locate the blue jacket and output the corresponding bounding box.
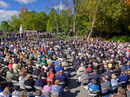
[87,83,99,91]
[51,85,62,97]
[55,66,64,73]
[0,54,5,58]
[55,74,67,82]
[117,75,129,82]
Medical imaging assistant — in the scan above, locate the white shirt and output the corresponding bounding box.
[0,92,9,97]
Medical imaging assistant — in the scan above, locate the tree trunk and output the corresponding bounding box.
[67,19,69,35]
[73,0,77,36]
[87,0,98,40]
[54,11,59,35]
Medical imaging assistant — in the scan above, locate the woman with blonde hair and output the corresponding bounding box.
[24,75,35,91]
[51,80,62,97]
[110,74,118,90]
[0,87,10,97]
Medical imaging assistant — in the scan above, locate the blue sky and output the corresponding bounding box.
[0,0,72,22]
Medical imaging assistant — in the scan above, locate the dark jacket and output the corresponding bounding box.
[32,69,41,76]
[24,79,35,86]
[35,79,46,87]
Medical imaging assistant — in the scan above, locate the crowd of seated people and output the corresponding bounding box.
[73,39,130,97]
[0,37,70,97]
[0,36,129,97]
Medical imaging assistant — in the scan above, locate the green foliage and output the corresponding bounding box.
[8,15,20,32]
[1,21,10,34]
[0,0,130,39]
[108,36,130,42]
[46,8,57,33]
[34,11,48,31]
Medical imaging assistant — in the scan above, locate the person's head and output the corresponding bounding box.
[49,69,53,73]
[127,61,130,65]
[41,68,44,72]
[93,69,97,74]
[103,75,108,81]
[59,70,64,75]
[28,60,32,65]
[29,56,32,61]
[53,94,59,97]
[20,73,25,77]
[20,91,27,97]
[108,63,112,68]
[36,89,42,96]
[64,58,67,62]
[118,87,125,95]
[111,74,116,79]
[88,64,91,67]
[128,70,130,75]
[127,84,130,91]
[38,66,41,70]
[80,63,84,67]
[3,87,9,93]
[6,53,9,56]
[26,75,31,80]
[9,60,12,64]
[9,68,13,73]
[115,65,121,72]
[55,80,59,86]
[91,79,97,85]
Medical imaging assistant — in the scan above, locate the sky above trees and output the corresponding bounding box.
[0,0,73,22]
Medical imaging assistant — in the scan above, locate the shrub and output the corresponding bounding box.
[108,36,130,42]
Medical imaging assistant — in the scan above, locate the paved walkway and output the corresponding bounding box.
[62,50,89,97]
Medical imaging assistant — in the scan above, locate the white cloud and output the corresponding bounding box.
[0,10,19,21]
[0,1,9,9]
[54,4,66,10]
[14,0,36,4]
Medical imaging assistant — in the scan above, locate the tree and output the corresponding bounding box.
[34,11,48,31]
[8,15,20,32]
[78,0,126,38]
[1,21,9,34]
[46,8,57,33]
[47,19,53,32]
[59,9,70,33]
